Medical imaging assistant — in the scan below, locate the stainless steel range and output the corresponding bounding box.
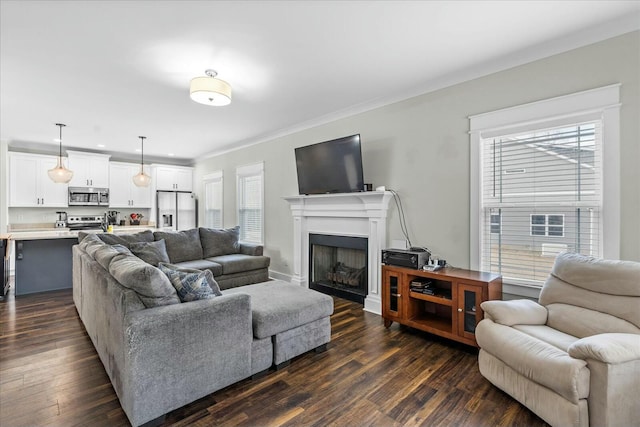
[67,215,105,230]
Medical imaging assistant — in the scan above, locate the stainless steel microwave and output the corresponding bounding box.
[68,187,109,206]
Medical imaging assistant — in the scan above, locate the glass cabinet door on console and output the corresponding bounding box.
[382,269,404,327]
[457,283,484,340]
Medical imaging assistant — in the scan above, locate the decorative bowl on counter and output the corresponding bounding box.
[129,213,143,226]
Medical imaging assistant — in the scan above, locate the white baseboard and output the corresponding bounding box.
[268,270,292,283]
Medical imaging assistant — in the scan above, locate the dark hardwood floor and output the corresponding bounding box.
[0,285,548,427]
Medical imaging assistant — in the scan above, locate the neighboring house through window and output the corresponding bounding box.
[236,162,264,244]
[490,212,501,234]
[470,85,620,296]
[203,170,223,229]
[530,214,564,237]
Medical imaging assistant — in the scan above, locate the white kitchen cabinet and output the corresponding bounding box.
[153,165,193,191]
[67,151,111,188]
[9,152,68,207]
[109,162,152,208]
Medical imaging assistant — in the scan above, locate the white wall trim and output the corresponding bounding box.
[470,85,621,294]
[269,270,292,283]
[284,191,393,315]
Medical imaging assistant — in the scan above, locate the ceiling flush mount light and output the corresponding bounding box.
[190,69,232,106]
[48,123,74,184]
[132,136,151,187]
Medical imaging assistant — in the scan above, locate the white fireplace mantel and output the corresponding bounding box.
[284,191,393,315]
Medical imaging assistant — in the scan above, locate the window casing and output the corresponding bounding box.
[203,171,223,229]
[236,162,264,245]
[470,85,620,293]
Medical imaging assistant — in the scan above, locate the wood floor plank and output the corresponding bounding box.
[0,288,548,427]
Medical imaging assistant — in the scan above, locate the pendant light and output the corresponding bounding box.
[190,69,232,106]
[132,136,151,187]
[47,123,74,184]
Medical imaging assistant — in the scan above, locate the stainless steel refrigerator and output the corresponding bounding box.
[157,191,198,231]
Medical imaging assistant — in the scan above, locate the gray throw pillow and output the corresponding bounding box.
[153,228,203,263]
[130,240,171,266]
[97,229,155,247]
[159,262,222,302]
[109,254,180,308]
[199,226,240,258]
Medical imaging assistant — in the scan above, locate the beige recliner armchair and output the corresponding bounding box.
[476,252,640,427]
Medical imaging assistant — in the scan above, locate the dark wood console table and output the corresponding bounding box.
[381,264,502,347]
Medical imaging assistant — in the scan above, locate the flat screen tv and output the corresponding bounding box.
[295,134,365,195]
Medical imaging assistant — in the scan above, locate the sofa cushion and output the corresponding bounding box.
[93,244,132,270]
[154,228,203,263]
[512,324,579,352]
[223,280,334,339]
[109,254,180,308]
[199,226,240,258]
[78,232,102,246]
[208,254,270,275]
[159,262,222,302]
[130,240,171,267]
[95,229,155,248]
[172,259,223,276]
[550,251,640,297]
[481,299,547,326]
[84,238,107,258]
[476,319,590,403]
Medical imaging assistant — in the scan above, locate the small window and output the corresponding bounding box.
[530,214,564,237]
[203,171,223,229]
[236,162,264,245]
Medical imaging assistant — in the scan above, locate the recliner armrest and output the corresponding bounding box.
[480,299,548,326]
[239,243,263,256]
[568,333,640,364]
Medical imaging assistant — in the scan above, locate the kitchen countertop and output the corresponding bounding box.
[3,225,157,241]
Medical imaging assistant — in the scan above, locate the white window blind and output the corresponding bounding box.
[236,162,264,244]
[480,122,602,286]
[203,171,223,229]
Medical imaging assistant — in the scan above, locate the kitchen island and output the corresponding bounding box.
[6,226,155,296]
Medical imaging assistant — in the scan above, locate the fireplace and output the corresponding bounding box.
[309,234,368,304]
[284,191,392,315]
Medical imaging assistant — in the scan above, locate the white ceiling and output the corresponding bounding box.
[1,1,639,162]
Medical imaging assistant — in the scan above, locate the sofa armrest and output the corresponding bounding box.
[121,293,253,426]
[480,299,548,326]
[568,333,640,364]
[239,242,263,256]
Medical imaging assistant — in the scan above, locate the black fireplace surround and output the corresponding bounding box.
[309,233,368,304]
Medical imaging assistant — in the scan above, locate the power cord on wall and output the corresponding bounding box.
[386,190,428,253]
[388,189,411,248]
[388,188,433,255]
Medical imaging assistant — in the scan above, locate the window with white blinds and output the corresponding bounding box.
[236,162,264,244]
[480,122,602,286]
[203,171,223,229]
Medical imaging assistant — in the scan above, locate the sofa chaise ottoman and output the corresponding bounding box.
[225,280,334,368]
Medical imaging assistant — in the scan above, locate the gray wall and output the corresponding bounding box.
[194,31,640,277]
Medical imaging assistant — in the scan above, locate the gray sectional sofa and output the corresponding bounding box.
[72,227,333,426]
[80,226,270,289]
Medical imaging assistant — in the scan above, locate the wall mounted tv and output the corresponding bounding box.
[295,134,365,195]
